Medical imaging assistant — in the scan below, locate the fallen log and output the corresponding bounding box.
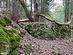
[18,19,30,22]
[38,14,71,25]
[19,0,34,22]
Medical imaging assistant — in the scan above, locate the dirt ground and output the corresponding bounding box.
[17,31,73,55]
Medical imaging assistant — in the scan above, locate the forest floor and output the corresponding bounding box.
[17,30,73,55]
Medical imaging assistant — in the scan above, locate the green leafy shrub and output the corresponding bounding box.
[25,23,71,40]
[24,44,32,54]
[53,25,71,39]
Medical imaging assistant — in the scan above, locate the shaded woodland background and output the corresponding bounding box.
[0,0,73,55]
[0,0,72,22]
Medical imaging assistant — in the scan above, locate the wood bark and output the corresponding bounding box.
[11,0,20,22]
[65,0,71,22]
[38,14,71,25]
[19,0,34,22]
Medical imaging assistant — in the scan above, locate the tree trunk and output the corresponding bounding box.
[19,0,33,22]
[71,0,73,37]
[64,0,71,22]
[11,0,20,22]
[33,0,39,22]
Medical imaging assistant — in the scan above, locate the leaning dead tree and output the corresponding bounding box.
[18,0,72,26]
[19,0,34,22]
[18,14,72,26]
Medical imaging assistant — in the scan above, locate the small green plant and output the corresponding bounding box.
[24,44,33,54]
[52,52,61,55]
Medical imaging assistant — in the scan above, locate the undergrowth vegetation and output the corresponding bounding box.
[0,17,20,55]
[52,52,61,55]
[0,16,71,55]
[24,44,33,55]
[25,23,71,40]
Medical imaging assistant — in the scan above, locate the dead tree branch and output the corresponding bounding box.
[38,14,71,26]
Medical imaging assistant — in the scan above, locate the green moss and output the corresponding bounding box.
[3,17,11,25]
[8,50,19,55]
[0,17,20,55]
[0,28,10,43]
